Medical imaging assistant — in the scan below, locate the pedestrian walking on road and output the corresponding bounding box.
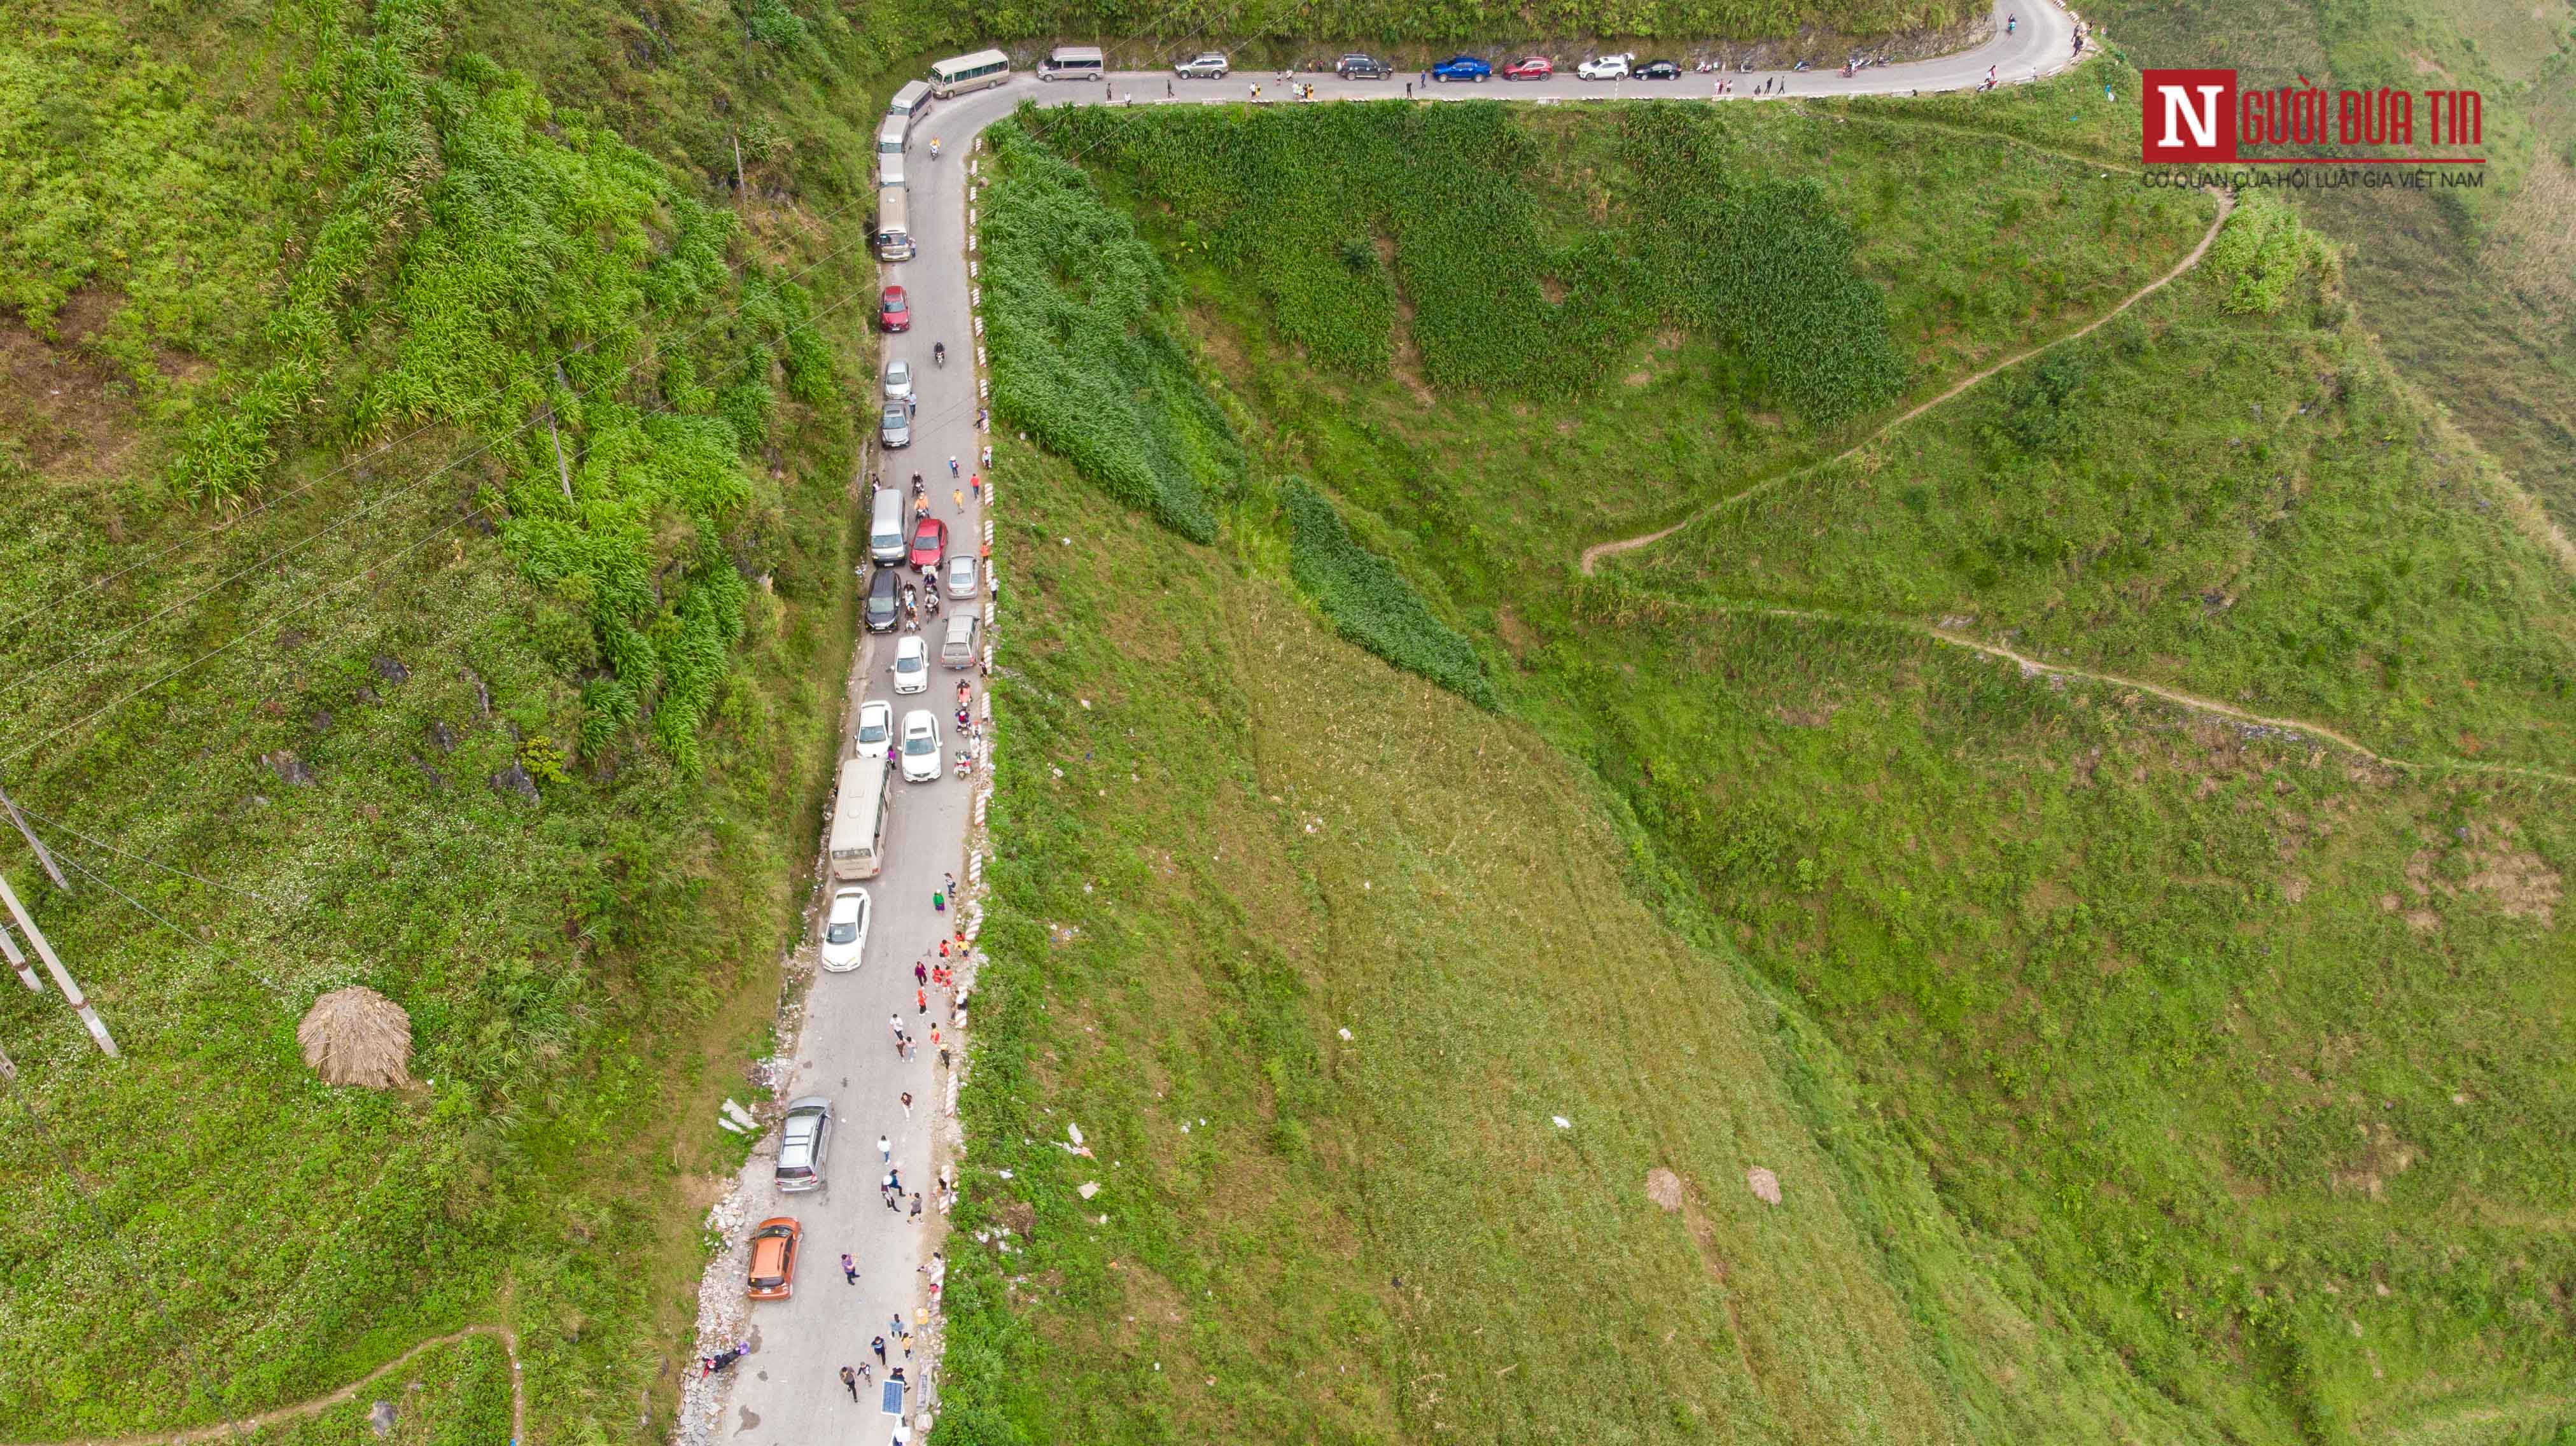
[909,1193,925,1223]
[948,455,960,479]
[842,1365,859,1400]
[1166,78,1173,97]
[980,442,992,467]
[952,487,965,512]
[872,1335,888,1366]
[914,960,928,986]
[843,1251,859,1284]
[932,883,945,913]
[939,1044,953,1071]
[901,1090,914,1118]
[969,472,983,502]
[944,871,958,898]
[916,985,928,1014]
[878,1134,892,1163]
[890,1013,904,1041]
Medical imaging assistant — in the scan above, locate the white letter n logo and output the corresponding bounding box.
[2159,85,2223,149]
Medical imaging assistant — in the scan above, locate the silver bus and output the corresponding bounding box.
[874,185,913,262]
[888,80,934,121]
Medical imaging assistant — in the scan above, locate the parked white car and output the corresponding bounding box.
[856,699,894,756]
[1578,53,1634,80]
[819,888,871,971]
[945,554,980,600]
[899,710,942,783]
[883,358,914,403]
[892,634,928,694]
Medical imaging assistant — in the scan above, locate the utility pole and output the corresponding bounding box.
[0,873,116,1058]
[1,918,41,992]
[0,769,67,892]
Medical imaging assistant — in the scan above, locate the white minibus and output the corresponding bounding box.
[930,48,1011,98]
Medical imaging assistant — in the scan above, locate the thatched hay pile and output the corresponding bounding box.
[297,985,412,1089]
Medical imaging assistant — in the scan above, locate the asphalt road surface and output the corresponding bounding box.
[713,2,2083,1439]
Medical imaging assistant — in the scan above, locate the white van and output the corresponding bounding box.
[870,488,908,564]
[828,756,891,880]
[874,185,913,262]
[878,149,906,190]
[878,115,909,157]
[888,80,934,122]
[1039,45,1106,81]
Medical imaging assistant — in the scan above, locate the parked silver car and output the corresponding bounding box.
[883,358,914,403]
[775,1096,833,1192]
[880,402,911,449]
[945,554,980,599]
[1173,51,1229,78]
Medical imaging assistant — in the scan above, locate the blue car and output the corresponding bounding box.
[1430,55,1492,83]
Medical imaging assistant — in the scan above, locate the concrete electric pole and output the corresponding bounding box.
[0,873,117,1057]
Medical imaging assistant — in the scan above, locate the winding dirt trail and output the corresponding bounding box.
[1698,599,2576,787]
[1577,192,2237,575]
[11,1324,526,1446]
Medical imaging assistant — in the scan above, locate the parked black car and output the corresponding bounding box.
[1635,59,1683,79]
[1336,53,1390,78]
[864,566,902,633]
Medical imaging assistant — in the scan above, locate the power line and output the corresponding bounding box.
[43,843,294,1005]
[3,282,878,770]
[0,502,493,771]
[7,802,290,907]
[0,184,893,650]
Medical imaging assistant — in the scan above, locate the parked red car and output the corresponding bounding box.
[909,516,948,569]
[879,285,909,333]
[1502,56,1554,80]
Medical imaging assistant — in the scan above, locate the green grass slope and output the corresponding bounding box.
[937,442,2208,1445]
[1612,205,2576,769]
[963,78,2576,1442]
[2083,0,2576,533]
[0,0,902,1436]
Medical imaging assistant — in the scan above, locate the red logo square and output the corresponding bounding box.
[2141,69,2237,163]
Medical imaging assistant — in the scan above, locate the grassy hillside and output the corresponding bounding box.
[956,77,2576,1443]
[1611,203,2576,769]
[940,441,2213,1446]
[0,0,905,1436]
[2084,0,2576,533]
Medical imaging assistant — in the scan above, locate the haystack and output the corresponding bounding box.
[298,985,412,1089]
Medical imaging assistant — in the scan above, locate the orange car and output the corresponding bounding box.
[746,1217,801,1300]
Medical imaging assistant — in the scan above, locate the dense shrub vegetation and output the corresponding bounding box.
[1019,101,1907,424]
[1282,479,1497,706]
[2205,193,2336,316]
[0,0,865,1435]
[981,122,1238,542]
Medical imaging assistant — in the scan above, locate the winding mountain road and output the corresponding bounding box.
[5,8,2115,1446]
[714,7,2101,1442]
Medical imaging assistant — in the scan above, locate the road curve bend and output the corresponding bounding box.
[684,4,2111,1443]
